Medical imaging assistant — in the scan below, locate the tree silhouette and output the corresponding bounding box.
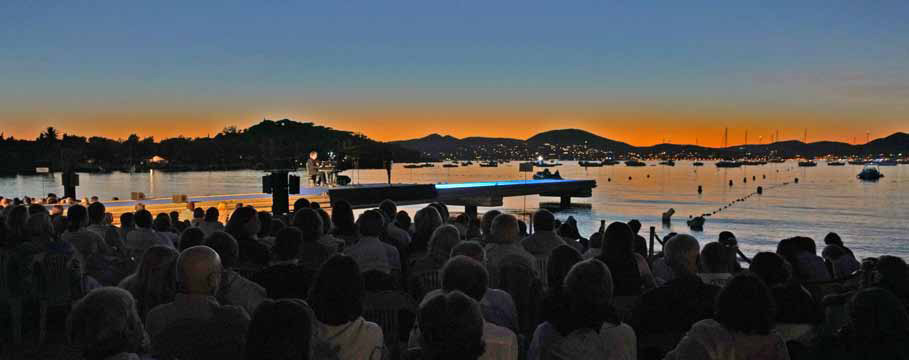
[38,126,59,143]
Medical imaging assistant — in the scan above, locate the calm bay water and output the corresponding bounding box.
[2,161,907,259]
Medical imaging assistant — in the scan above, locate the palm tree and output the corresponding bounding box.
[38,126,59,143]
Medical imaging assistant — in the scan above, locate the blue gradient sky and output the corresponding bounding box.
[2,1,907,146]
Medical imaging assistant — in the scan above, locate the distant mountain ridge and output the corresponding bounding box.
[391,129,909,159]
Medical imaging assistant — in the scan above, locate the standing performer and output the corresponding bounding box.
[384,150,393,185]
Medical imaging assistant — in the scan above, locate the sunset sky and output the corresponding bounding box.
[2,1,907,147]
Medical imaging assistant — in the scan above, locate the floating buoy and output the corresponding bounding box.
[757,186,763,194]
[698,185,703,194]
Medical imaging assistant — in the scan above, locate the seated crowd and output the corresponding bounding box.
[0,194,907,360]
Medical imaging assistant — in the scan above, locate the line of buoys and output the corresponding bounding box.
[687,180,791,224]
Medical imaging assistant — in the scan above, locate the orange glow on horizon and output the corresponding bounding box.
[1,107,903,148]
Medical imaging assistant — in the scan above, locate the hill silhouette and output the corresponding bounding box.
[393,129,909,159]
[0,119,422,174]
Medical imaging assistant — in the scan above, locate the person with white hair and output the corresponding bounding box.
[630,234,722,356]
[484,213,538,286]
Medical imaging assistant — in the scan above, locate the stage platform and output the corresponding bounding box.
[85,178,597,223]
[328,178,597,215]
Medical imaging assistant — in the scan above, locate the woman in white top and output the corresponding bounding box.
[530,258,636,360]
[309,254,384,360]
[665,273,790,360]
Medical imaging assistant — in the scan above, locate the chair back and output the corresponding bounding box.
[363,290,417,358]
[152,318,246,360]
[498,255,543,336]
[638,331,686,359]
[0,249,12,300]
[233,265,262,280]
[612,296,638,323]
[535,254,550,290]
[37,252,81,307]
[409,270,441,302]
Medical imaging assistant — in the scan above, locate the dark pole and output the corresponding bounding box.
[62,150,78,199]
[271,170,289,217]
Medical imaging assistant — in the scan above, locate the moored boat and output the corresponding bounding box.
[871,159,898,166]
[579,160,604,167]
[857,166,884,181]
[715,160,741,168]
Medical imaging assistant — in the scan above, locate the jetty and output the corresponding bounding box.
[96,178,596,223]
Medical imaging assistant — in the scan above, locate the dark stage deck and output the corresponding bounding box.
[328,178,597,212]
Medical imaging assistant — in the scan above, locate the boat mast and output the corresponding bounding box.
[723,127,728,148]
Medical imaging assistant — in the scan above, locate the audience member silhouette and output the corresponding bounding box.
[412,291,487,360]
[293,208,336,272]
[145,245,250,359]
[632,234,721,356]
[245,298,315,360]
[66,287,149,360]
[251,227,314,300]
[178,227,205,252]
[411,206,443,258]
[485,213,537,285]
[308,254,385,360]
[198,207,224,237]
[409,256,518,360]
[206,231,267,315]
[598,221,656,295]
[330,200,359,246]
[665,273,789,359]
[532,258,636,359]
[449,241,519,331]
[226,206,270,267]
[827,287,909,359]
[118,245,179,320]
[750,251,822,325]
[698,241,736,287]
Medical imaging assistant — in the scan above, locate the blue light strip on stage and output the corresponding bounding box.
[434,179,575,189]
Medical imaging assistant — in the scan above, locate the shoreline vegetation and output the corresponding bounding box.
[2,119,907,175]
